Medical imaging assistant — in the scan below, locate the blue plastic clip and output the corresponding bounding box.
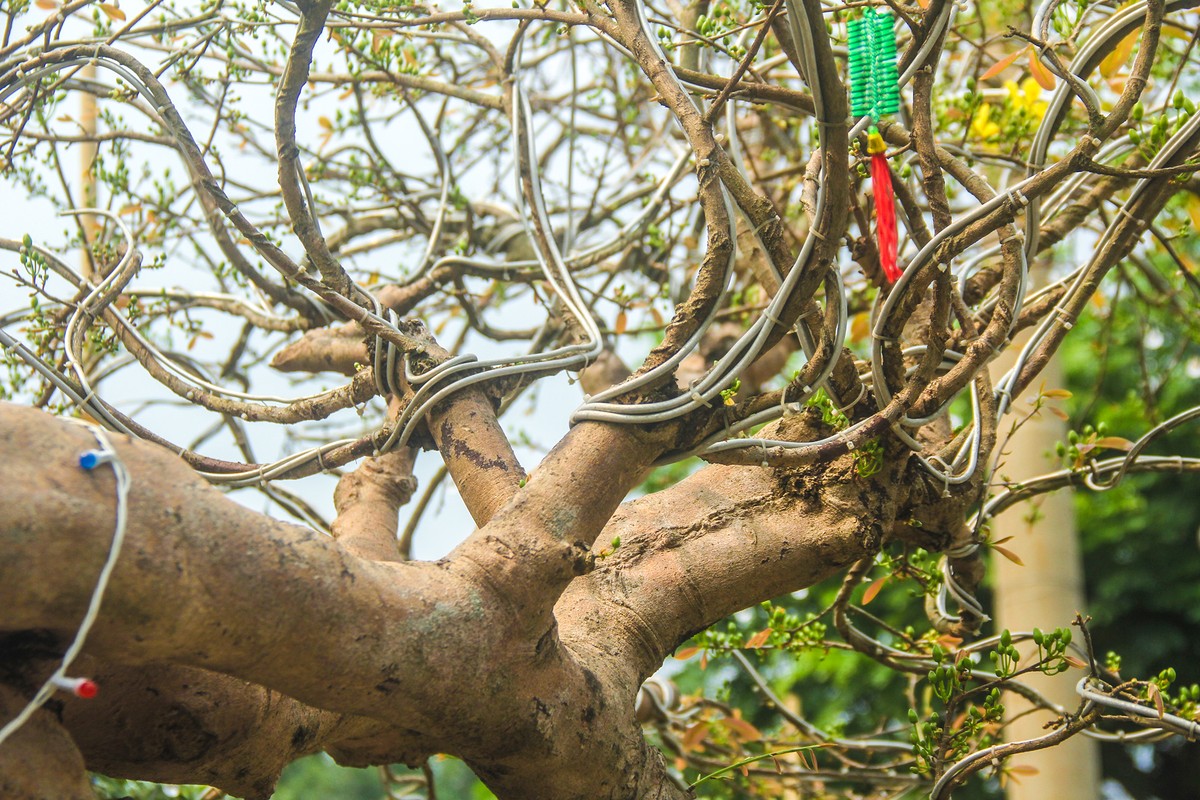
[79,450,114,470]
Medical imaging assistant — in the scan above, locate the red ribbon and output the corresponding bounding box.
[871,153,900,283]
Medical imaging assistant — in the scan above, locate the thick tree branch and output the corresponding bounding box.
[60,661,423,799]
[0,404,685,799]
[0,686,93,800]
[556,410,930,682]
[275,0,353,295]
[449,420,667,637]
[270,283,452,376]
[425,386,525,527]
[0,404,470,727]
[332,443,418,561]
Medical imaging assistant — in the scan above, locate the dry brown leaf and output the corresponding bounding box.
[862,576,888,606]
[1028,50,1056,90]
[1149,682,1165,718]
[1047,405,1070,421]
[98,3,126,21]
[993,544,1025,566]
[720,715,763,743]
[1100,29,1139,78]
[745,629,772,649]
[371,28,393,53]
[682,721,710,752]
[979,50,1022,82]
[938,633,964,649]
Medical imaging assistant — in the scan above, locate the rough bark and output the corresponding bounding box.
[0,401,920,799]
[0,687,93,800]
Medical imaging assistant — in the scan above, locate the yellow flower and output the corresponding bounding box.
[970,103,1001,140]
[1005,78,1048,120]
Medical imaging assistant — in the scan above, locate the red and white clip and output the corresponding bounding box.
[50,675,98,699]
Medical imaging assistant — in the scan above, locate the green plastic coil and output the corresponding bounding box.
[847,9,901,121]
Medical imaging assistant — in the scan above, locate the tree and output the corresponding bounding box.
[2,0,1200,796]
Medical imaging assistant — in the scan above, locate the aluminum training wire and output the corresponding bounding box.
[692,0,963,464]
[0,1,1092,495]
[577,0,847,446]
[0,0,934,473]
[5,0,1200,776]
[932,0,1200,626]
[2,3,1196,520]
[0,32,655,481]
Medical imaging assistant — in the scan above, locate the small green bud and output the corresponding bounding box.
[1131,101,1144,121]
[1174,89,1186,109]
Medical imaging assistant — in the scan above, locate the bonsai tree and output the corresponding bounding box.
[2,0,1199,796]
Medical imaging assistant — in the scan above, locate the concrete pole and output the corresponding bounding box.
[990,335,1101,799]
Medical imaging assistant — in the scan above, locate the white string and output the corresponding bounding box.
[0,425,129,748]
